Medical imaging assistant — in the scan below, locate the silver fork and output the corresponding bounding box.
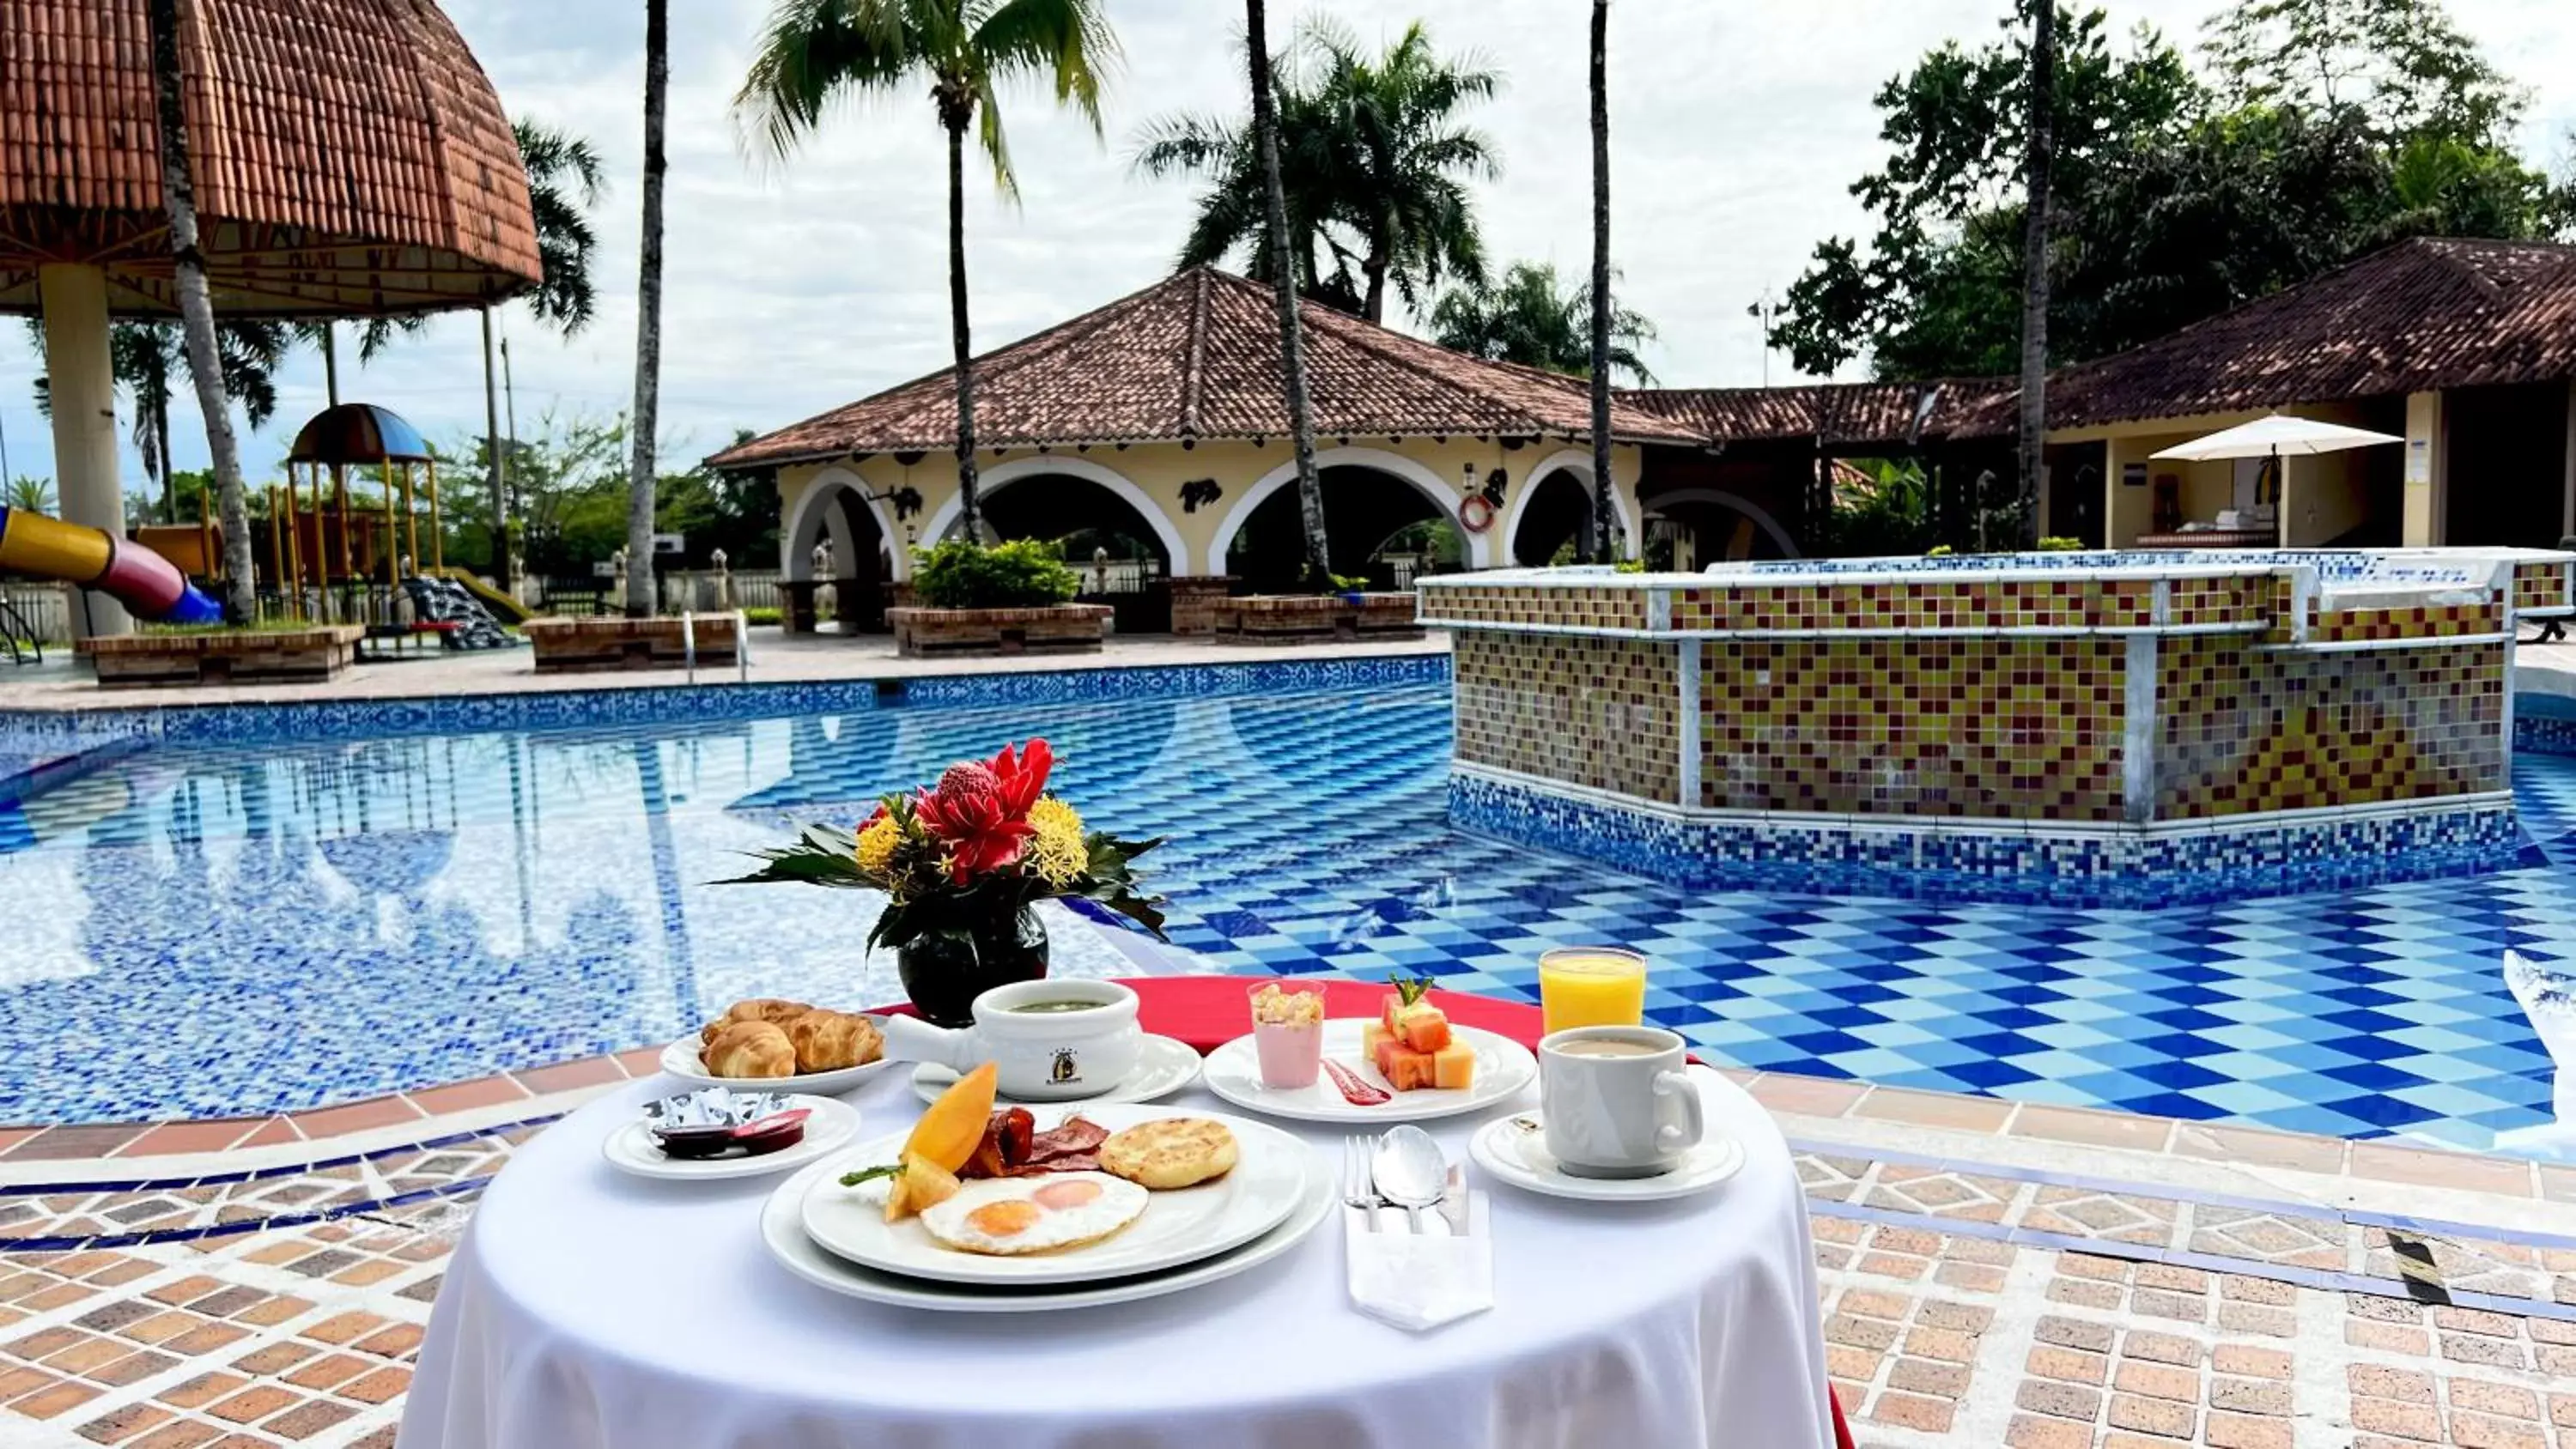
[1341,1135,1383,1230]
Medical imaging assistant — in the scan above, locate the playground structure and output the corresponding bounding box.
[0,502,223,640]
[272,403,441,621]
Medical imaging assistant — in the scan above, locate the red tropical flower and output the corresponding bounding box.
[914,744,1052,882]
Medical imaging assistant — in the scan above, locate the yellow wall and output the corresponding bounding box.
[2403,391,2444,546]
[2059,404,2390,548]
[774,436,1644,579]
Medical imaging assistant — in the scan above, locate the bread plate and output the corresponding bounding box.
[658,1026,897,1096]
[761,1147,1334,1313]
[795,1103,1311,1288]
[1200,1019,1537,1125]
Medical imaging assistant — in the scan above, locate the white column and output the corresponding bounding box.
[38,263,129,637]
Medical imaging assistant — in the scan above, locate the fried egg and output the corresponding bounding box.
[917,1172,1150,1256]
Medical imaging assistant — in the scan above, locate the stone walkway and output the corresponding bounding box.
[3,1077,2572,1447]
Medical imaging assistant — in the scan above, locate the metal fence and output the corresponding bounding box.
[2,583,73,645]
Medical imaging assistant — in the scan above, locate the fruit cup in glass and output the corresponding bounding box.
[1538,947,1649,1034]
[1248,980,1327,1088]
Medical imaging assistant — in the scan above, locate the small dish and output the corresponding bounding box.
[642,1088,808,1159]
[1201,1020,1536,1125]
[1467,1078,1745,1203]
[908,1034,1201,1106]
[603,1094,862,1182]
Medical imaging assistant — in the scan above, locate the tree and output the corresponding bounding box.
[738,0,1121,549]
[1586,0,1615,564]
[626,0,670,617]
[498,118,606,587]
[6,477,53,514]
[27,318,288,524]
[1771,0,2571,382]
[2014,0,2056,550]
[1429,261,1656,382]
[2203,0,2524,145]
[145,0,253,620]
[1134,17,1501,323]
[1245,0,1329,585]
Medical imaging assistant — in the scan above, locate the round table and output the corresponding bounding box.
[399,997,1838,1449]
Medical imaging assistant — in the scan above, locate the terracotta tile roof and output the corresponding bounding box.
[710,266,1706,469]
[2041,237,2576,428]
[0,0,541,318]
[1624,379,2014,446]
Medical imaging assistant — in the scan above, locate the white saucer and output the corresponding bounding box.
[908,1034,1202,1106]
[601,1095,862,1181]
[1201,1019,1536,1125]
[1469,1103,1745,1203]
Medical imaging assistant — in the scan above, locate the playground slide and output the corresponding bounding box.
[0,505,223,625]
[426,565,532,624]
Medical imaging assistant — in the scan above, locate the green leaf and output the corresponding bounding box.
[838,1162,902,1188]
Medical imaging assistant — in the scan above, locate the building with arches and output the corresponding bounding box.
[708,267,1705,626]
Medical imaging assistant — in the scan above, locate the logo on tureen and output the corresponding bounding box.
[1051,1047,1079,1084]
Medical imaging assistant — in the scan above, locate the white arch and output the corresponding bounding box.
[918,456,1194,571]
[1206,446,1489,575]
[781,465,906,582]
[1638,486,1801,559]
[1505,448,1641,564]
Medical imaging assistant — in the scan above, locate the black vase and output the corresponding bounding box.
[896,906,1050,1028]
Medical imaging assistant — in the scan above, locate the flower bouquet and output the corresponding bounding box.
[726,739,1165,1026]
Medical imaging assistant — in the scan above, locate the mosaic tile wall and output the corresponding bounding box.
[1668,578,2169,632]
[1452,630,1680,803]
[2304,598,2505,644]
[2154,637,2506,818]
[2165,574,2273,628]
[1414,583,1646,630]
[1698,638,2129,822]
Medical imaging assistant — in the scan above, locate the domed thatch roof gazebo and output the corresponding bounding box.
[0,0,542,632]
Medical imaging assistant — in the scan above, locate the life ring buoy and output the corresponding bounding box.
[1459,495,1497,533]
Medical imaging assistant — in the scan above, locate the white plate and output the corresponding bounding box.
[659,1024,897,1096]
[761,1149,1335,1313]
[910,1034,1202,1106]
[600,1095,862,1182]
[799,1103,1312,1287]
[1200,1019,1537,1125]
[1468,1094,1747,1203]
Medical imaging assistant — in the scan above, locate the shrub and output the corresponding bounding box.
[912,538,1080,609]
[2036,536,2086,552]
[741,606,781,626]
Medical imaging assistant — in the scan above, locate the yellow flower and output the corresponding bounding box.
[854,813,902,880]
[1026,797,1088,888]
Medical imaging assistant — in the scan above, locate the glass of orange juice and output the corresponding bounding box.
[1538,947,1649,1034]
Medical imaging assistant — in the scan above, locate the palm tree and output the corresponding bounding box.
[626,0,670,618]
[112,321,288,522]
[2016,0,2057,550]
[1247,0,1329,585]
[1134,18,1499,324]
[6,477,54,514]
[1586,0,1615,564]
[737,0,1120,548]
[1429,262,1656,383]
[145,0,252,619]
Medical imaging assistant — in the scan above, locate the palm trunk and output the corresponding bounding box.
[1249,0,1328,585]
[624,0,669,617]
[147,0,253,620]
[2015,0,2057,551]
[1362,241,1388,324]
[1587,0,1617,565]
[483,307,510,587]
[946,117,981,544]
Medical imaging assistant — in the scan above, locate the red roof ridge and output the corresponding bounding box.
[1180,266,1211,439]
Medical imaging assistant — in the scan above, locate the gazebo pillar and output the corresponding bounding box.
[38,264,130,637]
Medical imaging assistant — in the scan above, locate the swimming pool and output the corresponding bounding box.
[2,658,2569,1150]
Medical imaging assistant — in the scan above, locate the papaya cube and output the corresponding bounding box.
[1361,1022,1391,1061]
[1394,1003,1452,1053]
[1370,1033,1404,1082]
[1431,1041,1475,1090]
[1382,1045,1441,1092]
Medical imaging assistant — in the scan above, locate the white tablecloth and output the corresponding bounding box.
[399,1065,1834,1449]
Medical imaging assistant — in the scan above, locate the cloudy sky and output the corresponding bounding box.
[3,0,2572,491]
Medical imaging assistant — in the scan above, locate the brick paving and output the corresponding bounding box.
[3,1109,2571,1446]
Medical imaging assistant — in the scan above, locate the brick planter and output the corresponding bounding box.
[523,615,740,673]
[1168,577,1237,637]
[76,624,366,687]
[1211,593,1424,645]
[887,604,1111,658]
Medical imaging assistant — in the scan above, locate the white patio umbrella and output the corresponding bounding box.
[2150,414,2404,544]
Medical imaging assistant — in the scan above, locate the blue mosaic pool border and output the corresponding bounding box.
[2518,693,2576,756]
[0,652,1454,761]
[1448,770,2524,908]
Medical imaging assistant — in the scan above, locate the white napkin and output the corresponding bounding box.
[1344,1191,1493,1332]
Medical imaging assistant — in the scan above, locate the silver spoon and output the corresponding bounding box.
[1371,1125,1448,1234]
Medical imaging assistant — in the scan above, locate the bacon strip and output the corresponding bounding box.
[957,1109,1107,1179]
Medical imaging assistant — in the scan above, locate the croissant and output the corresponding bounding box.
[782,1009,883,1073]
[701,997,814,1044]
[702,1021,796,1078]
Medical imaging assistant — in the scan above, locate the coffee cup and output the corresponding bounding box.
[877,979,1142,1100]
[1539,1026,1705,1179]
